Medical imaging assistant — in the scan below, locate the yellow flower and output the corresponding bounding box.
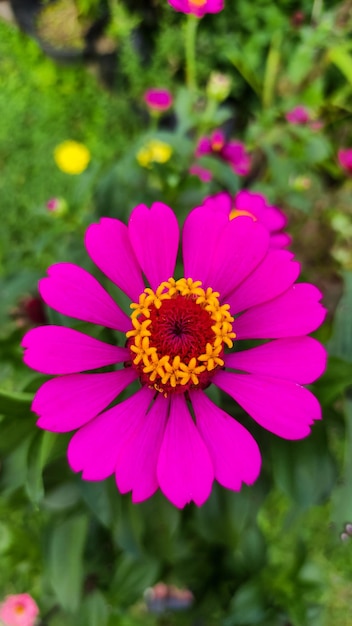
[54,140,91,175]
[136,140,173,169]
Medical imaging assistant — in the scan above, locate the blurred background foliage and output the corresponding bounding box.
[1,0,352,624]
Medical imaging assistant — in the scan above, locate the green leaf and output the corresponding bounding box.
[198,156,239,194]
[328,46,352,86]
[111,553,159,608]
[314,357,352,406]
[262,31,281,108]
[0,389,33,418]
[270,424,336,508]
[331,397,352,530]
[25,430,57,503]
[225,581,267,625]
[47,514,89,612]
[228,50,261,96]
[79,591,109,626]
[328,271,352,363]
[79,479,117,528]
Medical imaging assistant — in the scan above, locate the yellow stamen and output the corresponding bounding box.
[230,208,257,221]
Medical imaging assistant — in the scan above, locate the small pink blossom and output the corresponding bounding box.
[204,190,291,248]
[0,594,39,626]
[285,105,311,125]
[168,0,224,18]
[143,88,173,113]
[189,164,213,182]
[196,129,251,176]
[144,582,194,613]
[46,197,68,216]
[338,148,352,176]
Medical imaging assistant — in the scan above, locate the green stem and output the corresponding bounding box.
[185,14,199,92]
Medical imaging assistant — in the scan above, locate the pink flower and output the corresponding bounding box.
[285,106,311,125]
[0,594,39,626]
[46,197,68,216]
[189,164,213,182]
[338,148,352,176]
[196,129,251,176]
[144,582,194,613]
[204,191,291,248]
[22,201,326,508]
[143,88,173,113]
[168,0,224,18]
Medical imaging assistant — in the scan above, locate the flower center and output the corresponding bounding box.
[14,604,25,615]
[189,0,207,7]
[211,138,225,151]
[229,208,257,221]
[126,278,235,396]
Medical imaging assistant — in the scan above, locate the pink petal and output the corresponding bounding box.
[68,387,154,480]
[203,192,232,217]
[234,283,326,339]
[22,326,129,374]
[157,394,214,508]
[191,390,261,490]
[85,218,145,301]
[225,337,327,384]
[214,371,322,439]
[33,368,137,432]
[115,394,169,502]
[182,204,228,286]
[227,250,300,314]
[128,202,180,290]
[262,205,287,232]
[195,137,212,157]
[39,263,131,332]
[206,217,270,298]
[270,232,292,248]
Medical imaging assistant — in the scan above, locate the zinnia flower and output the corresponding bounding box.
[136,140,173,168]
[285,105,311,125]
[196,129,251,176]
[54,140,91,175]
[168,0,224,18]
[22,201,326,508]
[189,163,213,182]
[338,148,352,176]
[204,191,291,248]
[0,594,39,626]
[143,88,173,113]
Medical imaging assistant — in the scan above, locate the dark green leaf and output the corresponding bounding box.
[0,389,33,418]
[47,514,89,612]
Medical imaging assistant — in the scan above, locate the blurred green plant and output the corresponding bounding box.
[1,0,352,624]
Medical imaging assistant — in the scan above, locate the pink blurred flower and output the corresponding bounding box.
[290,10,306,28]
[285,107,323,131]
[204,190,291,248]
[0,594,39,626]
[46,197,68,216]
[143,88,173,113]
[196,129,251,176]
[168,0,224,18]
[11,294,47,328]
[189,163,213,182]
[338,148,352,176]
[285,105,311,125]
[22,201,326,509]
[144,582,194,613]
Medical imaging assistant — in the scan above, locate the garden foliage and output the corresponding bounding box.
[1,0,352,624]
